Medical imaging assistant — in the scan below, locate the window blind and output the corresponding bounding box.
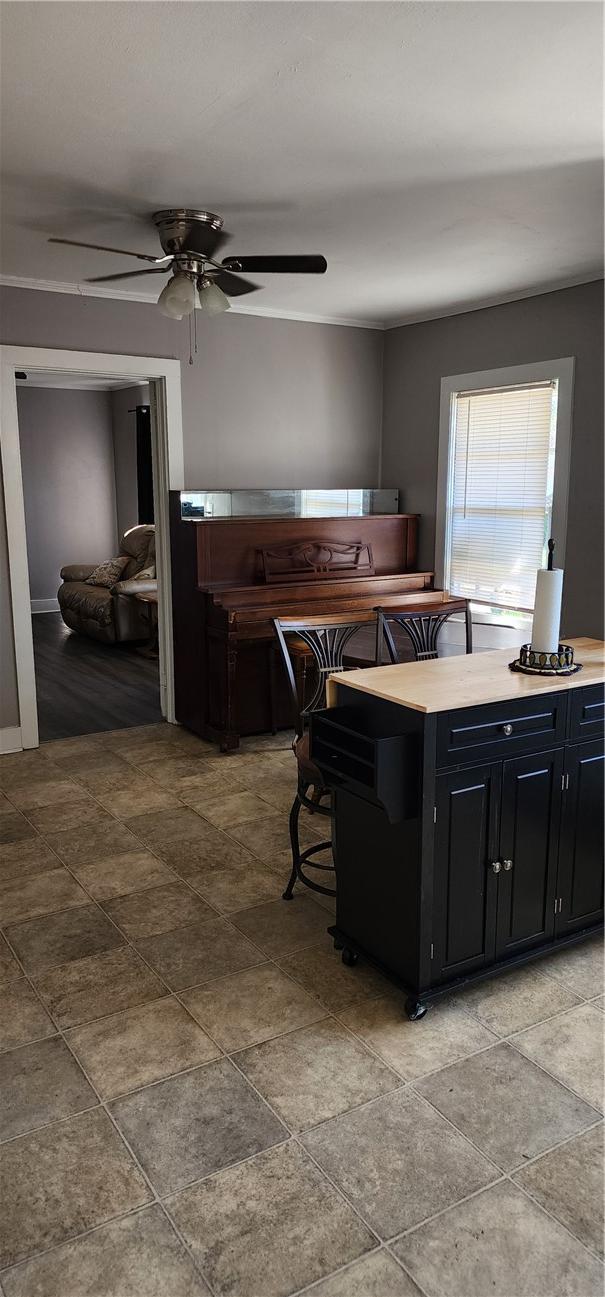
[445,381,557,611]
[299,489,364,517]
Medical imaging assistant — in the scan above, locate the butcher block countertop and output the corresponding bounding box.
[327,637,605,714]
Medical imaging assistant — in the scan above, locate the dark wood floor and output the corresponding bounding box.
[33,613,162,742]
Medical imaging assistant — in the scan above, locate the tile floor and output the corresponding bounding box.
[0,721,603,1297]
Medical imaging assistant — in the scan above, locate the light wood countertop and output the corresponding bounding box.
[327,638,605,714]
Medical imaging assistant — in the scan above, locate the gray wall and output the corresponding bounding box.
[17,386,118,604]
[382,281,604,639]
[2,289,383,487]
[111,384,150,539]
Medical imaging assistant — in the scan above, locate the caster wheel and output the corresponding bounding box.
[405,998,427,1021]
[341,948,358,967]
[333,938,344,951]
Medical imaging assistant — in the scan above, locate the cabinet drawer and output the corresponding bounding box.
[569,685,605,741]
[437,692,567,767]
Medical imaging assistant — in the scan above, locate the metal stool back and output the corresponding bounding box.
[273,613,381,899]
[376,599,472,664]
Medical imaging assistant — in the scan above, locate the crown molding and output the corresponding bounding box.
[383,273,604,330]
[0,274,385,331]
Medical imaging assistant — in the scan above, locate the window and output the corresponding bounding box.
[436,360,574,613]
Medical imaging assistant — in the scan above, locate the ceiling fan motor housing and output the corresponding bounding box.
[152,209,223,257]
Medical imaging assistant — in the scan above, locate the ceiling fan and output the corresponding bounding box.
[48,208,327,319]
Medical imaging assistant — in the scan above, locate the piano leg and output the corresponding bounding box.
[222,631,240,752]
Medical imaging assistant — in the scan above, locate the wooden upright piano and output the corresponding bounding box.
[169,495,438,748]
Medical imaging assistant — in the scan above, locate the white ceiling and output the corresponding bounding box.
[1,1,603,327]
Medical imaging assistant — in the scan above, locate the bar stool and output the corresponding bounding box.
[273,614,382,900]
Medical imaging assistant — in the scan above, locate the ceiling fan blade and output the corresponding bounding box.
[209,270,260,297]
[182,223,230,260]
[84,267,172,283]
[49,237,169,264]
[222,255,327,275]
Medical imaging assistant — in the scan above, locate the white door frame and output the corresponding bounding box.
[0,346,184,749]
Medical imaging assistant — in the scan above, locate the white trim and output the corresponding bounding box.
[435,357,575,598]
[0,345,184,748]
[0,727,22,755]
[31,599,60,613]
[0,275,384,331]
[2,271,602,333]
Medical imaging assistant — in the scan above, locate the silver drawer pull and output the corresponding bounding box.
[491,861,501,874]
[503,859,513,871]
[502,723,513,736]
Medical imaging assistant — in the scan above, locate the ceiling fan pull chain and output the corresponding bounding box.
[188,311,193,366]
[194,298,198,356]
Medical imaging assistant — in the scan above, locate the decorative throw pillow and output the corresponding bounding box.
[85,556,129,589]
[131,564,156,581]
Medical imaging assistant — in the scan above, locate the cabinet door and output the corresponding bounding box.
[557,741,604,934]
[433,763,500,980]
[495,750,563,959]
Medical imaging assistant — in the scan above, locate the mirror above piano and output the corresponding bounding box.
[178,488,399,520]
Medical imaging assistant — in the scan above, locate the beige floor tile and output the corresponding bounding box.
[451,965,582,1036]
[143,755,228,793]
[302,1087,496,1238]
[45,821,141,866]
[8,778,83,811]
[0,1107,151,1268]
[196,789,270,831]
[513,1004,604,1111]
[41,735,105,761]
[394,1180,604,1297]
[304,1250,422,1297]
[535,936,604,999]
[340,995,496,1079]
[25,798,112,834]
[0,752,57,791]
[167,1140,374,1297]
[230,895,329,959]
[97,780,181,818]
[157,830,258,878]
[0,838,60,886]
[278,934,392,1011]
[135,916,262,991]
[5,903,124,976]
[0,979,55,1051]
[0,933,20,985]
[67,996,220,1098]
[125,806,209,847]
[228,813,322,860]
[34,945,166,1028]
[0,1036,96,1141]
[417,1041,598,1170]
[1,1205,211,1297]
[238,1017,401,1133]
[0,867,88,926]
[181,962,325,1052]
[102,881,213,939]
[70,848,174,899]
[592,993,605,1010]
[0,811,38,844]
[186,857,279,914]
[110,1056,287,1195]
[514,1124,604,1258]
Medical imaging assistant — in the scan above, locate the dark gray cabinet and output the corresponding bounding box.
[556,740,605,934]
[314,680,604,1019]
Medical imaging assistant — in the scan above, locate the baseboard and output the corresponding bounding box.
[31,599,60,613]
[0,726,22,754]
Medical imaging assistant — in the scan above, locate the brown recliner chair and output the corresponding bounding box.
[57,525,157,644]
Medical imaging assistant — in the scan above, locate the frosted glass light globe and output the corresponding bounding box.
[157,274,196,319]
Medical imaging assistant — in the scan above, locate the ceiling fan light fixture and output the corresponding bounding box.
[157,272,196,319]
[198,279,231,315]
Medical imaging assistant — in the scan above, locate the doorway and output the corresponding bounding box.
[0,347,184,751]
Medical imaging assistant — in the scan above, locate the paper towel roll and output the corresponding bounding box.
[531,567,564,655]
